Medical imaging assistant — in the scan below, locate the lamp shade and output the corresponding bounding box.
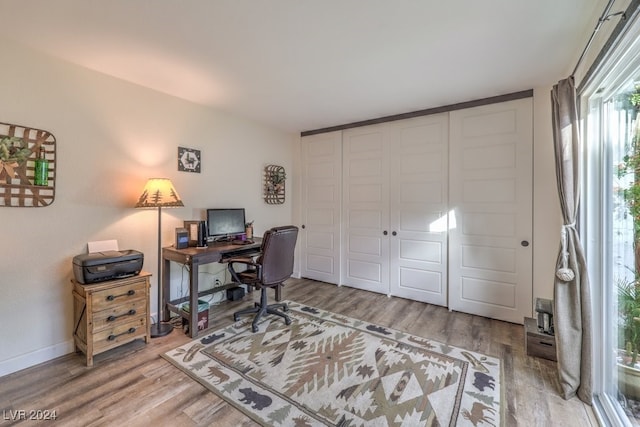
[135,178,184,208]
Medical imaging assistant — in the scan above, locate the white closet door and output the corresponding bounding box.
[389,114,449,306]
[342,124,390,294]
[300,132,342,284]
[448,98,533,324]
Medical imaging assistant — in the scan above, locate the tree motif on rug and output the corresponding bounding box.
[163,302,502,426]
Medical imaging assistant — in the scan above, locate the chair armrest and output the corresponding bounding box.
[226,256,257,265]
[227,256,262,285]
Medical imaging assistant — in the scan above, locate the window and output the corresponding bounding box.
[583,11,640,426]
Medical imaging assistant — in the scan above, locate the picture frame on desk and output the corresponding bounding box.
[183,220,201,247]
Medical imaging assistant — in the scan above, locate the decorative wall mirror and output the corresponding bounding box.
[263,164,286,204]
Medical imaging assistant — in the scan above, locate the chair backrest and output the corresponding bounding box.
[259,225,298,286]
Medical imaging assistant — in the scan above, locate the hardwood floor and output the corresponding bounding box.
[0,278,597,426]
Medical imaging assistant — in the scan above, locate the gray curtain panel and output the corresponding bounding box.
[551,76,593,403]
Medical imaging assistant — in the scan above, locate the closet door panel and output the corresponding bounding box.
[342,125,390,294]
[301,132,342,284]
[448,98,533,324]
[389,114,449,305]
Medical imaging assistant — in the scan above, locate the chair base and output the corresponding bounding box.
[234,287,291,332]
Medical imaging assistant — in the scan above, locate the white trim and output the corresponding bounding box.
[581,11,640,98]
[0,339,75,378]
[582,8,640,425]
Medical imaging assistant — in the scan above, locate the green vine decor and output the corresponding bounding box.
[0,136,31,162]
[0,136,31,179]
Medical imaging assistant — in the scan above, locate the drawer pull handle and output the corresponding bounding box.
[107,327,136,341]
[106,290,136,301]
[538,341,553,347]
[106,309,137,322]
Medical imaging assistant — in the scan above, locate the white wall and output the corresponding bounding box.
[532,86,563,304]
[0,38,296,376]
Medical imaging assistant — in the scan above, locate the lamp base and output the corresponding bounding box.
[150,322,174,338]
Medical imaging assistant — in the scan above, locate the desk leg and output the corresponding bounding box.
[189,261,199,338]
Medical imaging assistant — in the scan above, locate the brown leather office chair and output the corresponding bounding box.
[228,225,298,332]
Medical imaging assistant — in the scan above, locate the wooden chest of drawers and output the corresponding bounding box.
[72,273,151,367]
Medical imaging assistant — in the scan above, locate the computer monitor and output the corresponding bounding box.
[206,208,246,241]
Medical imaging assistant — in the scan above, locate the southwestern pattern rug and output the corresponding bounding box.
[163,301,503,426]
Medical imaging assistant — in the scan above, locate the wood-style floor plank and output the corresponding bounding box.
[0,278,595,426]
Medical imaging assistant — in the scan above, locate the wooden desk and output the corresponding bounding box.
[162,239,262,338]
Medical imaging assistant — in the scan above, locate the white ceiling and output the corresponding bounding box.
[0,1,602,133]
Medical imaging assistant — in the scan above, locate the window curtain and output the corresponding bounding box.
[551,76,592,403]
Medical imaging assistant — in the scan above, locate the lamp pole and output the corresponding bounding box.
[151,205,173,337]
[135,178,183,337]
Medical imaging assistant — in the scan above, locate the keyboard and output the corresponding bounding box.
[231,239,254,245]
[221,247,261,260]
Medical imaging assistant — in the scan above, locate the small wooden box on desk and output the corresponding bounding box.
[72,272,151,367]
[524,317,557,361]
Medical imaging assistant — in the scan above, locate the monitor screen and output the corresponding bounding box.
[206,208,246,240]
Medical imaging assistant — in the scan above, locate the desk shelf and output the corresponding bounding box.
[167,282,245,312]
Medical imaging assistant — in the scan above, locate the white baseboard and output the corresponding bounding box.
[0,339,75,378]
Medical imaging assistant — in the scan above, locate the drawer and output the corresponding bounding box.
[525,317,557,361]
[93,317,147,352]
[92,299,147,331]
[91,281,146,311]
[526,334,557,361]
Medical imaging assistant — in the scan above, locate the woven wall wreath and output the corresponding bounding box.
[263,164,285,204]
[0,122,56,207]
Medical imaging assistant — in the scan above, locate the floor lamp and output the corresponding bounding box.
[135,178,184,337]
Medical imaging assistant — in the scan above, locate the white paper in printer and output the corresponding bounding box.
[88,239,119,253]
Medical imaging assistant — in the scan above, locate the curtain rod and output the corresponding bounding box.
[572,0,625,77]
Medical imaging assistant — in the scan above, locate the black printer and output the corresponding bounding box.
[73,250,144,284]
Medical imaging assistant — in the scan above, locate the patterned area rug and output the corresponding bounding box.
[162,301,502,426]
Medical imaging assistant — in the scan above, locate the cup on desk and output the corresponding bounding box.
[245,225,253,239]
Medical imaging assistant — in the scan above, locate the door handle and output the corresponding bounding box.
[383,230,388,236]
[521,240,529,247]
[392,231,397,236]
